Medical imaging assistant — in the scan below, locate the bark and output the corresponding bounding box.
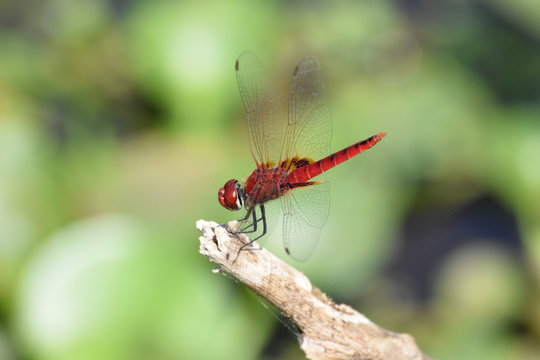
[196,219,431,360]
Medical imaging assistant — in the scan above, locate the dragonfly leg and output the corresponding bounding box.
[234,205,267,262]
[253,204,267,239]
[223,206,258,239]
[239,206,265,234]
[220,207,253,236]
[228,207,260,233]
[238,207,253,222]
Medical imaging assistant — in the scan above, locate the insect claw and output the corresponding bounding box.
[218,223,230,231]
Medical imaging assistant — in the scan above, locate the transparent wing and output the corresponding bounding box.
[235,51,286,165]
[281,182,330,261]
[283,56,332,161]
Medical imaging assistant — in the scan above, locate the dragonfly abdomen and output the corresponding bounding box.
[287,132,386,183]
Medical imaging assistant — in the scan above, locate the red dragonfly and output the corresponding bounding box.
[218,52,386,261]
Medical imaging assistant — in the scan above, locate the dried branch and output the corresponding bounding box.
[196,219,430,360]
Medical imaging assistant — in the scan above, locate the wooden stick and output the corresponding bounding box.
[196,219,431,360]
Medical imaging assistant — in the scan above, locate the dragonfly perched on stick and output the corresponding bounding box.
[218,52,386,261]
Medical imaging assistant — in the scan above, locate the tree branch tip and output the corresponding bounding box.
[194,219,430,360]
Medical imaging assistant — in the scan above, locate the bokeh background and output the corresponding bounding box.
[1,0,539,359]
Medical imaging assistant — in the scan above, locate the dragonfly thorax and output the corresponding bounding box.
[218,179,245,211]
[243,166,290,208]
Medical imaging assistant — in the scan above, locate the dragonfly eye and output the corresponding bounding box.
[218,179,243,210]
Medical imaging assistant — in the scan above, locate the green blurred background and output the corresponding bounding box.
[1,0,539,359]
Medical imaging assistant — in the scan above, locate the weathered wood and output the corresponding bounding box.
[196,219,430,360]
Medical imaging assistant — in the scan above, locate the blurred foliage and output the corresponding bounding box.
[0,0,539,359]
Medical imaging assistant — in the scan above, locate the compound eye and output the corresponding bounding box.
[217,179,243,210]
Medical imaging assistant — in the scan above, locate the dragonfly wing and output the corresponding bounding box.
[235,52,286,165]
[281,182,330,261]
[284,56,332,161]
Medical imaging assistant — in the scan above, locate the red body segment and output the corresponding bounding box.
[286,133,386,184]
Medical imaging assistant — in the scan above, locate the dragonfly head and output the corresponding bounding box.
[218,179,244,211]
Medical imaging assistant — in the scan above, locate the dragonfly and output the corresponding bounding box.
[218,52,386,261]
